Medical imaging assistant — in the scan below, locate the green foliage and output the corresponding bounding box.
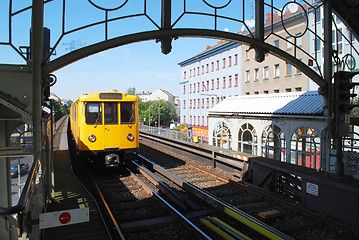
[139,100,176,126]
[126,87,136,95]
[52,99,70,121]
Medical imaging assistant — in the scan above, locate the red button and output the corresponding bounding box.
[59,212,71,224]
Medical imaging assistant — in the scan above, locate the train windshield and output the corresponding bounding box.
[104,102,118,124]
[85,102,102,125]
[120,102,135,124]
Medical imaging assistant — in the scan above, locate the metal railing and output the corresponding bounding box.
[139,125,208,143]
[0,152,41,216]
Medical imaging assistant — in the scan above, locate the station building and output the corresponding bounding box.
[208,91,327,170]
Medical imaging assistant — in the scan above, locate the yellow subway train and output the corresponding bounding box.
[69,91,139,166]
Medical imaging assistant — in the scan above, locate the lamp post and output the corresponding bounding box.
[158,101,161,128]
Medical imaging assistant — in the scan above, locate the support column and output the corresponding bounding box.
[32,0,44,157]
[0,121,11,240]
[255,0,265,62]
[323,0,333,173]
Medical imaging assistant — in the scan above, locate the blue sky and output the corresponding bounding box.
[52,37,218,101]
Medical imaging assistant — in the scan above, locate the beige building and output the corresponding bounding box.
[241,8,318,95]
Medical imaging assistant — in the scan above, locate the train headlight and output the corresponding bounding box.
[88,134,97,142]
[127,133,135,141]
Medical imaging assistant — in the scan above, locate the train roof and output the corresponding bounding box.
[75,91,138,102]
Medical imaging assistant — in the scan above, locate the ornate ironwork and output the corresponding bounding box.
[0,0,359,87]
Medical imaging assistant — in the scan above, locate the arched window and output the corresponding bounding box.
[343,131,359,152]
[291,127,320,169]
[261,124,286,161]
[238,123,257,155]
[213,122,232,149]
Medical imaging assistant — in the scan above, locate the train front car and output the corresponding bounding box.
[70,91,139,166]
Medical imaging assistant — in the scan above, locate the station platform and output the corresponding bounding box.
[41,118,110,240]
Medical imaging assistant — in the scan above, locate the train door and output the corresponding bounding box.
[103,102,120,149]
[119,102,137,149]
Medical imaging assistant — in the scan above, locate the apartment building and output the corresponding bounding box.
[178,41,242,127]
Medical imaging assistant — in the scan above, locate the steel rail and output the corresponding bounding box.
[127,165,212,240]
[137,153,294,240]
[0,152,40,216]
[90,175,126,240]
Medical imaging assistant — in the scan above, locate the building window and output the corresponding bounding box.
[264,66,269,79]
[286,62,292,76]
[190,69,192,78]
[202,99,204,108]
[207,80,209,91]
[274,89,279,93]
[228,75,232,88]
[254,68,259,81]
[206,64,209,73]
[295,87,302,92]
[274,40,279,48]
[198,116,200,125]
[264,90,268,94]
[291,127,321,169]
[190,99,192,109]
[223,58,226,68]
[183,100,186,109]
[213,122,232,149]
[254,91,259,95]
[207,98,209,108]
[274,64,280,78]
[286,36,292,49]
[245,49,250,61]
[197,67,200,76]
[211,62,214,71]
[184,71,186,79]
[234,54,238,65]
[202,116,205,126]
[212,97,214,107]
[198,99,200,108]
[228,56,232,67]
[194,99,196,109]
[245,70,250,83]
[238,123,257,155]
[197,82,200,92]
[285,88,291,92]
[202,81,205,92]
[296,33,302,46]
[193,83,196,93]
[261,124,286,161]
[190,115,192,124]
[216,60,219,70]
[315,9,321,23]
[245,92,250,95]
[211,79,214,90]
[183,115,186,123]
[183,85,186,94]
[234,74,238,87]
[189,84,192,93]
[223,77,226,88]
[216,78,220,89]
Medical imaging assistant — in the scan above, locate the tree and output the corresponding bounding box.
[52,99,70,121]
[126,87,136,95]
[144,100,176,127]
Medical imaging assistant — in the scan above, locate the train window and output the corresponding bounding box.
[104,102,118,124]
[85,102,102,125]
[120,102,135,124]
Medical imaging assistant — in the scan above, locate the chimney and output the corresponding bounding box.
[206,45,210,49]
[266,13,271,22]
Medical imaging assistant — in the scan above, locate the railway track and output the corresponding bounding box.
[79,148,353,240]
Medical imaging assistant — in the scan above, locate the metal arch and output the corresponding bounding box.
[43,28,326,88]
